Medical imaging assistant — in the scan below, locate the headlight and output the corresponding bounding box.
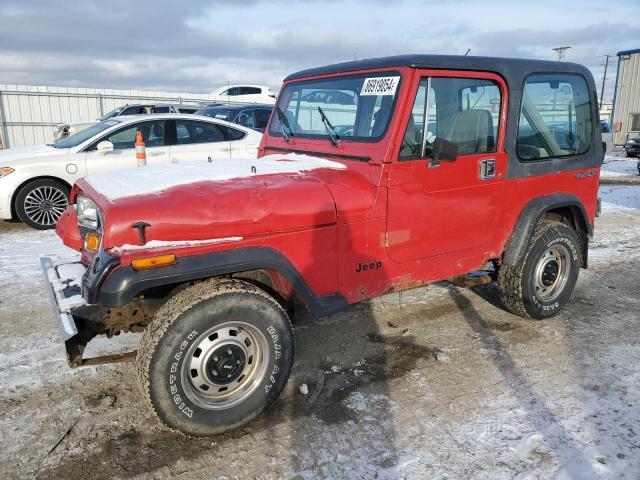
[0,167,14,178]
[77,195,99,228]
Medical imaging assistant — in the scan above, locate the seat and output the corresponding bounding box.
[444,109,495,155]
[399,114,418,157]
[148,124,164,146]
[371,97,393,137]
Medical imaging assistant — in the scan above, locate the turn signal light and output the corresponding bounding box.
[132,254,176,271]
[84,233,101,252]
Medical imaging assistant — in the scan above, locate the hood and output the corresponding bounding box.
[77,153,349,249]
[0,144,69,166]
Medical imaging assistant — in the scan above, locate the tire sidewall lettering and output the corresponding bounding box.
[524,225,580,317]
[265,325,281,393]
[167,329,198,419]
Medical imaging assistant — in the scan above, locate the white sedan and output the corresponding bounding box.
[0,114,262,229]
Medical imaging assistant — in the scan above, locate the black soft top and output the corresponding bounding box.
[285,54,593,87]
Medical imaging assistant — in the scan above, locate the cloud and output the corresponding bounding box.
[0,0,638,101]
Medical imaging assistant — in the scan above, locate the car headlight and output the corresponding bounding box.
[77,195,99,228]
[0,167,14,178]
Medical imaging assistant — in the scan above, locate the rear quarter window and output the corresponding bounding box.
[517,74,593,161]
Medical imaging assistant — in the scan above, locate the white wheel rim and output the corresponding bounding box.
[533,244,571,302]
[181,321,269,410]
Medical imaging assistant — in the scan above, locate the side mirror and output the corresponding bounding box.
[96,140,114,155]
[432,138,458,163]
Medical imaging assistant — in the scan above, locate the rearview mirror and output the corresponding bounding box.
[96,140,114,154]
[432,138,458,162]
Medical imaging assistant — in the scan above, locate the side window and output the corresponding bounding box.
[175,120,225,145]
[399,76,501,159]
[224,87,240,96]
[224,126,246,140]
[517,74,593,160]
[122,106,145,115]
[153,106,171,113]
[255,109,272,129]
[94,120,166,150]
[240,87,261,95]
[237,110,256,129]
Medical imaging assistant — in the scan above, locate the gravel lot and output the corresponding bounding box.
[1,158,639,479]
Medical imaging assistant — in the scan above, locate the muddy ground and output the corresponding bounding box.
[1,182,639,479]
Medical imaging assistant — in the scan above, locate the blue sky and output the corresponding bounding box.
[0,0,638,101]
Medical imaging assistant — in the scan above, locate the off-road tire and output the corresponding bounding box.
[15,178,70,230]
[136,278,294,437]
[498,220,581,319]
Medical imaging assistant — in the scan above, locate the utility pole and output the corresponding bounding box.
[552,46,571,61]
[600,54,611,108]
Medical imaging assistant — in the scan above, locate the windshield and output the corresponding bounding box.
[54,120,121,148]
[196,108,236,120]
[101,106,125,120]
[269,72,401,142]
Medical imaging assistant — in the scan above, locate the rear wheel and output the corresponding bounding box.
[15,179,69,229]
[136,278,294,437]
[498,220,581,319]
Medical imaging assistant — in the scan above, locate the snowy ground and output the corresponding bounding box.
[1,181,639,479]
[601,152,639,178]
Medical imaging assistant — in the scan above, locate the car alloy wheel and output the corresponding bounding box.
[23,185,68,227]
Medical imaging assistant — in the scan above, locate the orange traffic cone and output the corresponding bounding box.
[135,131,146,167]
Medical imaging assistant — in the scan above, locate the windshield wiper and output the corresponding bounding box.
[275,106,294,143]
[317,106,340,147]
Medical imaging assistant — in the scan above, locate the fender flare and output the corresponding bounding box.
[502,193,592,267]
[94,246,348,318]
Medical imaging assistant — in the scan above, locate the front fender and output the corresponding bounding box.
[503,193,591,267]
[56,205,83,251]
[94,246,348,318]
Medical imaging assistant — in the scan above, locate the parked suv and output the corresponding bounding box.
[53,103,201,140]
[42,55,603,437]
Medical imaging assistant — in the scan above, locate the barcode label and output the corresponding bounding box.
[360,76,400,96]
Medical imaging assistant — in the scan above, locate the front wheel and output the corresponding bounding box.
[136,278,294,437]
[498,220,581,319]
[15,179,70,229]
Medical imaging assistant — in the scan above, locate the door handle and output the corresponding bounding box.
[479,158,496,180]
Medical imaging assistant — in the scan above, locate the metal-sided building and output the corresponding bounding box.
[611,48,640,145]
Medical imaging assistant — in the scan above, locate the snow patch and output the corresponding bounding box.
[599,185,640,212]
[44,259,87,313]
[109,236,243,254]
[84,153,347,201]
[601,156,638,178]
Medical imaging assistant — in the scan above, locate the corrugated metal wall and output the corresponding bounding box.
[612,52,640,145]
[0,84,250,148]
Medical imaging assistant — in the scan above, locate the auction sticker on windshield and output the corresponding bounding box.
[360,76,400,96]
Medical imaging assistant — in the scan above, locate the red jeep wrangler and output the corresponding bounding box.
[43,55,603,436]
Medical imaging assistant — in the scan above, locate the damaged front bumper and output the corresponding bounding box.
[40,256,84,341]
[40,256,140,368]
